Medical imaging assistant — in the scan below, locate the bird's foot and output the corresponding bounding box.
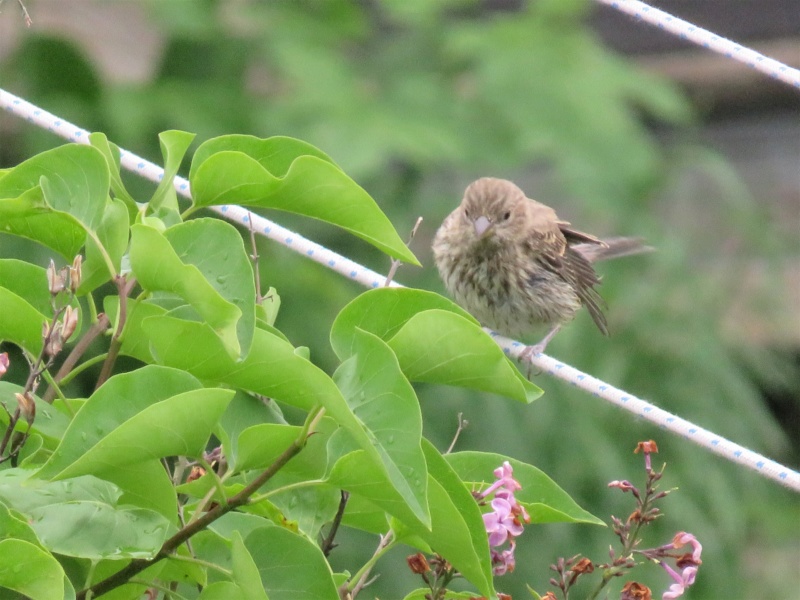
[519,343,545,379]
[517,326,561,379]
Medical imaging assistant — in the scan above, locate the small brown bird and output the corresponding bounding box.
[432,177,647,358]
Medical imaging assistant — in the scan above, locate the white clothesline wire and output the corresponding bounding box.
[3,88,798,492]
[595,0,800,89]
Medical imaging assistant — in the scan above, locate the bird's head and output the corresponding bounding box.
[459,177,529,245]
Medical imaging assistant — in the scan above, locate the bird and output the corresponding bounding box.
[432,177,648,360]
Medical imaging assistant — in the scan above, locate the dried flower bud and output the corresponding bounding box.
[0,352,9,378]
[62,306,79,340]
[69,255,82,292]
[45,321,63,357]
[634,440,658,455]
[621,581,652,600]
[187,466,206,483]
[47,259,65,295]
[571,557,594,575]
[406,553,430,574]
[15,392,36,424]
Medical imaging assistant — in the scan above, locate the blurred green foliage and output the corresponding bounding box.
[2,0,797,598]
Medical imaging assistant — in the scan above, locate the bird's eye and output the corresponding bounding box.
[503,211,511,221]
[464,209,470,218]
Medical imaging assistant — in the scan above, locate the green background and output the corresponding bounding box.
[1,1,798,598]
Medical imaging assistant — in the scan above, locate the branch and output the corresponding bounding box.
[76,408,322,600]
[43,313,110,403]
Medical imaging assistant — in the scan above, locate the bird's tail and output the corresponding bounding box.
[573,237,653,263]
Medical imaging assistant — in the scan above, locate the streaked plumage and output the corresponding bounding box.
[432,177,646,355]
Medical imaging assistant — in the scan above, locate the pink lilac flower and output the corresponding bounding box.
[661,562,698,599]
[480,462,530,577]
[671,532,702,564]
[490,541,516,575]
[483,496,524,546]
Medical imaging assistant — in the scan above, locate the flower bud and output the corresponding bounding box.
[62,306,79,340]
[187,466,206,483]
[621,581,652,600]
[15,392,36,424]
[0,352,8,379]
[47,259,65,295]
[45,321,64,357]
[406,553,430,574]
[69,255,82,292]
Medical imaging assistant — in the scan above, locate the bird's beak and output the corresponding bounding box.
[473,215,492,237]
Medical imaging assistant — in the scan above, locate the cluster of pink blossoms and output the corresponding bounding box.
[478,461,530,576]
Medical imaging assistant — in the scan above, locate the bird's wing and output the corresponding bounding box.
[557,220,607,247]
[529,235,609,336]
[561,248,608,335]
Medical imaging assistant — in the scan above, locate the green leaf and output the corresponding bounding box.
[333,328,428,528]
[0,144,109,233]
[414,440,494,596]
[190,135,336,180]
[328,449,426,533]
[96,459,178,522]
[234,423,303,473]
[219,390,289,472]
[26,501,169,560]
[80,196,130,293]
[164,218,256,356]
[446,452,604,525]
[331,288,541,403]
[199,582,247,600]
[0,286,48,356]
[0,259,52,316]
[0,470,170,560]
[0,539,65,600]
[129,221,253,359]
[0,500,42,546]
[37,366,230,480]
[231,531,269,600]
[330,287,478,360]
[0,186,86,259]
[104,296,167,363]
[142,315,430,526]
[149,130,196,213]
[388,310,541,403]
[403,591,487,600]
[189,135,419,265]
[244,526,339,600]
[88,132,138,212]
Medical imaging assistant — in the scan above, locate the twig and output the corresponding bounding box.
[350,531,394,599]
[42,313,110,403]
[445,412,468,454]
[95,276,137,389]
[384,216,423,287]
[2,0,33,26]
[76,407,323,600]
[321,490,350,557]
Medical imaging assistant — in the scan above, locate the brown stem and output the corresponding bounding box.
[95,277,136,390]
[43,313,110,403]
[76,433,307,600]
[321,490,350,557]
